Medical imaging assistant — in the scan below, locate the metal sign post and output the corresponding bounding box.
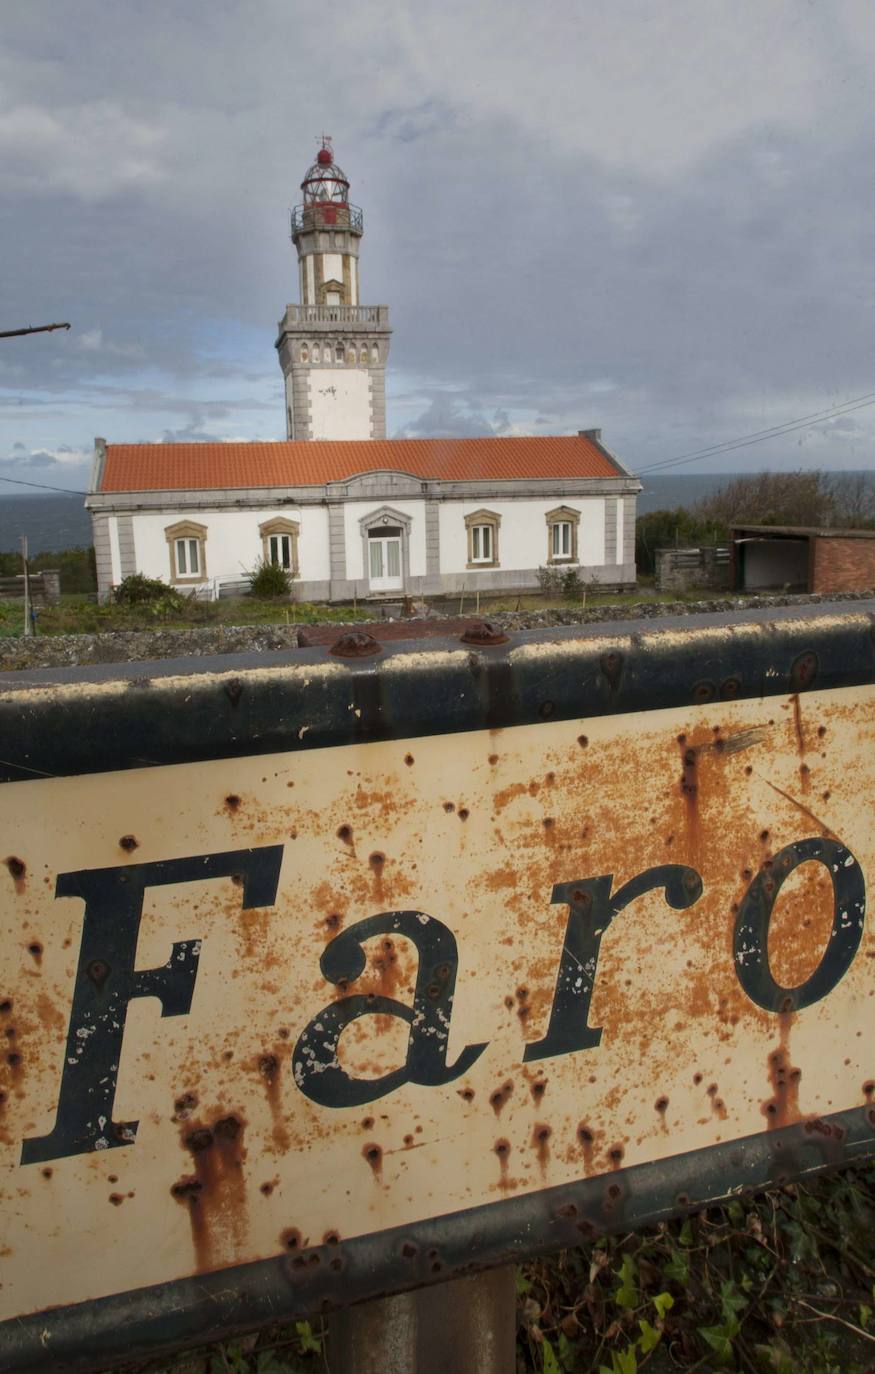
[20,534,32,637]
[1,602,874,1371]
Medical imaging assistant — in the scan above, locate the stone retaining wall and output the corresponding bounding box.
[1,590,873,673]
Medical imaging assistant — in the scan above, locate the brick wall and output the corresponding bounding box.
[812,537,875,594]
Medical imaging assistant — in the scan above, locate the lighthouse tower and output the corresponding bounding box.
[275,138,391,440]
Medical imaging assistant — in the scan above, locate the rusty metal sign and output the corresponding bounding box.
[2,603,875,1370]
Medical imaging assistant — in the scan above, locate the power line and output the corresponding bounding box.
[0,473,88,495]
[637,389,875,476]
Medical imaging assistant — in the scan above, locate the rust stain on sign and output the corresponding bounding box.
[0,684,873,1329]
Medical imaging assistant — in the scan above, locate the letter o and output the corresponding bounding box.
[733,837,865,1013]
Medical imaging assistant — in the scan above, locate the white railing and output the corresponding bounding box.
[284,304,388,326]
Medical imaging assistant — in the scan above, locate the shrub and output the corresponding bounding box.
[248,559,292,599]
[560,566,582,599]
[536,565,562,598]
[114,573,182,608]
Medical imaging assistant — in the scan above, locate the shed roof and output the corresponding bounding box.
[731,524,875,541]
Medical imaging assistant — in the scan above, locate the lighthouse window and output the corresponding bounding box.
[268,534,293,570]
[335,342,345,362]
[165,520,208,585]
[545,506,581,564]
[259,518,300,577]
[176,539,199,576]
[472,525,492,562]
[326,291,341,306]
[464,509,501,568]
[552,522,571,558]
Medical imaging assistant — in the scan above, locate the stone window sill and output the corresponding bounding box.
[467,560,500,570]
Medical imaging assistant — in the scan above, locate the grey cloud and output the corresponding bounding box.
[393,393,498,438]
[2,2,875,480]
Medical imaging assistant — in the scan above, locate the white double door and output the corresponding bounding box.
[368,532,403,592]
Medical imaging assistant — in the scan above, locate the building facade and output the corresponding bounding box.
[275,138,391,441]
[87,433,639,601]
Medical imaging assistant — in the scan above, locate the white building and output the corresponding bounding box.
[87,433,639,601]
[85,140,640,602]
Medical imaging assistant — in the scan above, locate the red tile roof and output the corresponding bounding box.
[98,435,625,492]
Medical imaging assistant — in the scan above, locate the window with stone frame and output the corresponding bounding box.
[165,520,208,585]
[545,506,581,564]
[464,509,501,568]
[259,517,300,577]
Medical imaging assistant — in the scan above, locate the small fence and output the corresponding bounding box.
[655,544,731,593]
[0,569,60,606]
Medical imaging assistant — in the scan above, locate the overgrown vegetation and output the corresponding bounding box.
[635,510,722,577]
[536,565,586,599]
[636,470,875,576]
[693,469,875,532]
[0,544,96,592]
[0,593,374,637]
[113,573,185,614]
[105,1162,875,1373]
[248,558,294,599]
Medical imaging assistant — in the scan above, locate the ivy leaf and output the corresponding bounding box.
[599,1348,638,1374]
[719,1280,747,1321]
[256,1354,295,1374]
[679,1219,694,1247]
[652,1291,675,1319]
[542,1337,561,1374]
[515,1269,533,1297]
[557,1331,579,1372]
[637,1318,661,1354]
[860,1303,872,1328]
[615,1254,638,1310]
[294,1320,322,1355]
[665,1249,689,1284]
[699,1324,734,1363]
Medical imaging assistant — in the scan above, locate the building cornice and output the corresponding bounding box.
[85,473,641,515]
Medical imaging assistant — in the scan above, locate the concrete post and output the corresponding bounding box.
[327,1266,517,1374]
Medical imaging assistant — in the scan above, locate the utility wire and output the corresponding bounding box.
[637,389,875,476]
[0,473,89,495]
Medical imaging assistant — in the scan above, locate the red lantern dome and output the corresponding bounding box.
[291,136,363,239]
[300,136,349,206]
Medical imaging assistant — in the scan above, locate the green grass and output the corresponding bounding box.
[0,584,731,639]
[0,595,374,638]
[481,586,721,613]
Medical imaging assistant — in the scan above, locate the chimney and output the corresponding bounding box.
[580,428,602,443]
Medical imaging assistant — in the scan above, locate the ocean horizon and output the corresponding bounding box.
[1,470,873,555]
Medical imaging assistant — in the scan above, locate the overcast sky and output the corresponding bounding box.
[2,0,875,493]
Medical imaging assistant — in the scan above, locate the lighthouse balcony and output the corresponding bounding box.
[279,304,390,330]
[291,203,363,238]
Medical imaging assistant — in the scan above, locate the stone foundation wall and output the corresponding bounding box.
[3,589,873,673]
